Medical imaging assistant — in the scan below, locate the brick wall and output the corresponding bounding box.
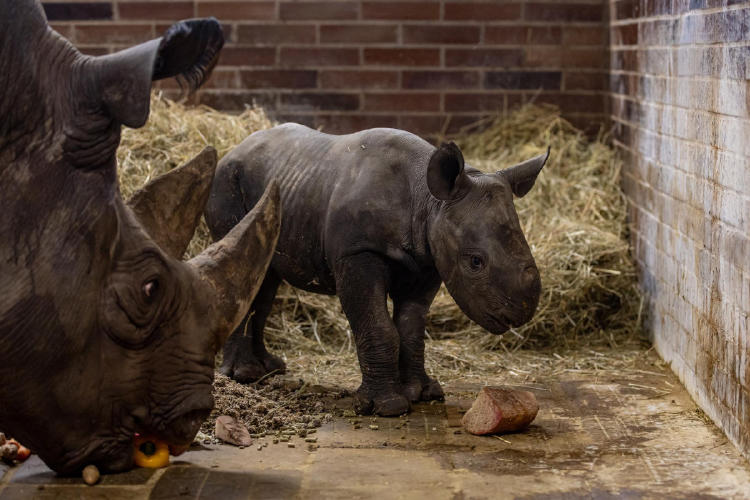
[42,0,608,135]
[611,0,750,458]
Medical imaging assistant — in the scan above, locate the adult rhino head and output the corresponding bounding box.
[0,0,280,474]
[427,143,548,334]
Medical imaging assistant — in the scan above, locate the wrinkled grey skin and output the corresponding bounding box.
[0,0,281,474]
[206,124,547,416]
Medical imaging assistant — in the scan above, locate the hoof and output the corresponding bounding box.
[220,351,286,384]
[420,379,444,401]
[373,393,410,416]
[354,389,410,416]
[402,377,444,402]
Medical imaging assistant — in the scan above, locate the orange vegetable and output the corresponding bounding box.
[133,435,169,468]
[8,439,31,462]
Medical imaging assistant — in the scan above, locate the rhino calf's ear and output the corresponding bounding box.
[427,142,466,201]
[95,18,224,128]
[500,147,550,198]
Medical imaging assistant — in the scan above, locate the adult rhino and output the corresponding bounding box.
[206,124,547,417]
[0,1,280,474]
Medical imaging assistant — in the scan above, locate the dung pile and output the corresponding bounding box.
[119,95,644,432]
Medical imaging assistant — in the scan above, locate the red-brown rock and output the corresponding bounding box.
[461,387,539,435]
[215,416,253,446]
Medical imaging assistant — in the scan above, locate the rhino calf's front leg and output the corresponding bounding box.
[336,253,410,416]
[392,273,445,403]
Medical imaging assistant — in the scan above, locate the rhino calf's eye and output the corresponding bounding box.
[469,255,484,271]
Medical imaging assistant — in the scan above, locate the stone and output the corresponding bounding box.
[461,387,538,435]
[215,416,253,447]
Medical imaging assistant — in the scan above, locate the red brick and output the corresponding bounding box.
[118,2,193,20]
[563,26,605,46]
[444,2,521,21]
[240,70,318,89]
[525,48,606,69]
[320,70,399,89]
[614,24,638,45]
[364,48,440,67]
[281,48,359,66]
[614,0,640,19]
[218,47,276,67]
[197,1,276,20]
[529,26,562,45]
[525,3,603,22]
[320,25,398,44]
[564,72,606,91]
[485,26,528,45]
[280,1,358,20]
[314,114,400,134]
[445,49,522,67]
[402,71,479,89]
[280,93,360,111]
[44,3,112,21]
[78,46,110,56]
[363,93,440,111]
[445,93,506,112]
[362,2,439,20]
[404,25,480,44]
[75,24,153,44]
[49,23,74,39]
[199,91,276,110]
[444,115,485,134]
[484,71,561,90]
[533,93,605,113]
[398,115,447,136]
[237,25,316,45]
[204,69,241,89]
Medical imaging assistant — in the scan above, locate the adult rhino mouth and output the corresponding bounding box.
[134,397,213,457]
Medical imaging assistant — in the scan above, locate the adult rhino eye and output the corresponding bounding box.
[142,279,159,303]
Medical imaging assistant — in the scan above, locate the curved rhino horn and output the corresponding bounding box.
[189,181,281,343]
[128,147,217,259]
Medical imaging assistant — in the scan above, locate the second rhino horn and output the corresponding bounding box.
[128,147,217,259]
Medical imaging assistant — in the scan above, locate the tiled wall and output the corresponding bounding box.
[610,0,750,458]
[42,0,608,135]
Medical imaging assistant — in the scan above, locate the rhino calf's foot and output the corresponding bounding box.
[403,377,444,403]
[355,387,410,417]
[220,335,286,383]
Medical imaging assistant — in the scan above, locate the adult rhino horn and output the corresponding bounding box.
[498,146,550,198]
[189,182,281,342]
[128,147,217,260]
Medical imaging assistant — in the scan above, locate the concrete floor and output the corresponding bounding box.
[1,351,749,499]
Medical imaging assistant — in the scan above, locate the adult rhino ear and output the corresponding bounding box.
[499,147,550,198]
[128,147,217,260]
[95,18,224,128]
[426,142,466,201]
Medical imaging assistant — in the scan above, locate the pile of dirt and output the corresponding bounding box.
[201,374,343,437]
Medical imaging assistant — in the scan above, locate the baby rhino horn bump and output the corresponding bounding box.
[189,181,281,342]
[128,147,218,259]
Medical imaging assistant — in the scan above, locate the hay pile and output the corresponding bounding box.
[119,94,643,370]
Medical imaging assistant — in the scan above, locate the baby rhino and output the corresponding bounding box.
[206,124,548,416]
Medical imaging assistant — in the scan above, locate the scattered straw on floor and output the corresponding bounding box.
[119,95,647,436]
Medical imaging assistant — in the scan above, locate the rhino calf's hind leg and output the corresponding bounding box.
[220,271,286,383]
[392,274,445,403]
[336,253,410,416]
